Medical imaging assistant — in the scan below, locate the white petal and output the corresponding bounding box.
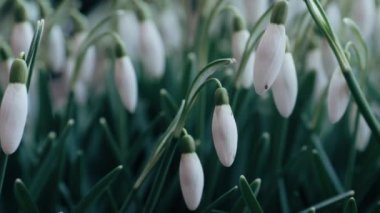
[117,11,140,60]
[74,80,88,105]
[140,20,165,80]
[232,30,254,88]
[321,39,337,77]
[158,8,183,52]
[115,56,138,113]
[244,0,268,26]
[272,53,298,118]
[254,24,286,96]
[0,84,28,154]
[351,0,376,39]
[349,105,371,152]
[326,2,341,32]
[305,48,328,103]
[212,105,238,167]
[179,153,204,211]
[327,68,350,123]
[11,22,34,56]
[48,25,66,72]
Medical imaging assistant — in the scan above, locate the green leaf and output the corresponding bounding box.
[14,179,39,213]
[239,176,263,213]
[72,165,123,213]
[201,186,238,213]
[299,191,354,213]
[232,178,261,213]
[0,153,8,196]
[343,197,357,213]
[26,19,44,91]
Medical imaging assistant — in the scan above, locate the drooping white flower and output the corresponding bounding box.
[351,0,376,39]
[0,59,28,155]
[232,16,254,89]
[139,19,165,80]
[349,105,371,152]
[117,11,140,60]
[48,25,66,73]
[272,52,298,118]
[321,38,337,77]
[327,68,350,123]
[158,8,183,53]
[305,47,328,103]
[114,43,138,113]
[244,0,268,26]
[71,32,96,84]
[212,87,238,167]
[179,134,204,211]
[253,1,288,96]
[11,3,34,56]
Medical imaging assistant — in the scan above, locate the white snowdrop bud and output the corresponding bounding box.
[114,42,138,113]
[244,0,268,26]
[158,8,183,53]
[0,59,28,154]
[138,4,165,80]
[327,68,350,123]
[349,105,371,152]
[212,87,238,167]
[11,3,34,56]
[253,1,288,96]
[179,134,204,211]
[232,15,254,89]
[117,11,140,60]
[272,52,298,118]
[48,25,66,73]
[351,0,376,39]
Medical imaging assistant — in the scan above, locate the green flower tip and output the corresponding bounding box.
[233,14,246,32]
[215,87,229,106]
[115,39,127,58]
[180,134,196,154]
[270,0,288,25]
[14,1,28,22]
[0,43,12,61]
[136,1,151,21]
[9,59,27,84]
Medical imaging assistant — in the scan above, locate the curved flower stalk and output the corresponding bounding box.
[327,67,350,123]
[0,43,13,90]
[351,0,376,39]
[11,2,34,56]
[114,41,138,113]
[179,133,204,211]
[349,105,371,152]
[305,47,328,103]
[158,7,183,53]
[253,0,288,96]
[212,87,238,167]
[48,25,66,73]
[137,3,165,80]
[244,0,268,26]
[232,15,254,89]
[272,51,298,118]
[117,11,140,60]
[0,59,28,155]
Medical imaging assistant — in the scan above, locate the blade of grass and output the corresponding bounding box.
[298,191,354,213]
[278,178,290,213]
[239,176,263,213]
[232,178,261,213]
[0,153,8,196]
[344,197,357,213]
[201,186,238,213]
[14,179,39,213]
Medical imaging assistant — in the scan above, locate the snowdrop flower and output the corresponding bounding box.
[253,0,288,96]
[351,0,376,39]
[179,134,204,211]
[212,87,238,167]
[71,32,96,85]
[48,25,66,73]
[0,59,28,155]
[272,50,298,118]
[305,47,328,104]
[232,15,254,89]
[11,2,34,56]
[321,38,337,77]
[117,11,140,60]
[327,68,350,123]
[244,0,268,26]
[114,41,138,113]
[158,7,183,53]
[349,105,371,152]
[137,3,165,80]
[0,43,13,90]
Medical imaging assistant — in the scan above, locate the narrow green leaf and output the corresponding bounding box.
[299,191,354,213]
[278,178,290,213]
[232,178,262,213]
[14,179,39,213]
[99,117,122,162]
[239,176,263,213]
[72,165,123,213]
[0,154,8,196]
[160,89,178,118]
[344,197,357,213]
[201,186,238,213]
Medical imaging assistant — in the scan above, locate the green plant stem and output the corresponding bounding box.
[201,186,238,213]
[275,118,288,174]
[298,191,354,213]
[0,154,8,195]
[99,118,122,162]
[304,0,380,141]
[345,109,360,189]
[278,178,290,213]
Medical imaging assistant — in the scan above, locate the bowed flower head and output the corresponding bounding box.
[327,68,350,123]
[11,2,34,56]
[114,41,138,113]
[0,59,28,155]
[212,87,238,167]
[253,0,288,96]
[179,134,204,211]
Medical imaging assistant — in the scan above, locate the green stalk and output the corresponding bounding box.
[201,186,238,213]
[0,154,8,195]
[299,191,354,213]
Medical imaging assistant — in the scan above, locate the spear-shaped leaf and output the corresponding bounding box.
[14,179,39,213]
[239,176,263,213]
[344,197,357,213]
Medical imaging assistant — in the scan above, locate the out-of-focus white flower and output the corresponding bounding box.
[327,68,350,123]
[139,20,165,80]
[244,0,268,26]
[71,32,96,84]
[351,0,376,39]
[158,8,183,53]
[321,39,337,77]
[48,25,66,73]
[179,134,204,211]
[272,52,298,118]
[11,3,34,56]
[349,105,371,152]
[232,16,254,88]
[117,11,140,60]
[326,2,341,32]
[253,1,288,96]
[0,59,28,155]
[305,47,328,103]
[212,87,238,167]
[114,43,138,113]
